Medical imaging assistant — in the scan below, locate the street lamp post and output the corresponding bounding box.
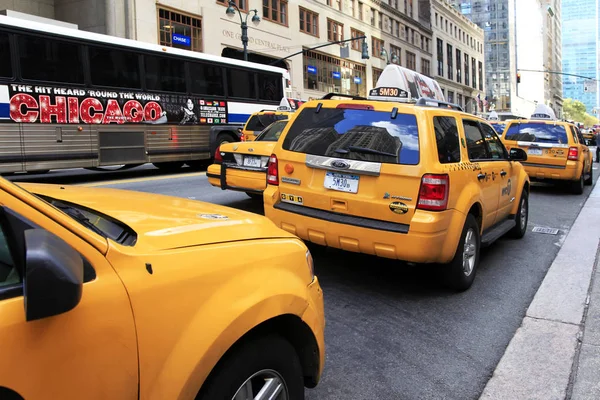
[380,49,399,65]
[225,0,260,61]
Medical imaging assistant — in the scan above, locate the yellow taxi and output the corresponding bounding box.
[581,128,597,146]
[500,105,593,194]
[489,121,507,135]
[263,65,530,291]
[208,119,289,199]
[0,177,324,399]
[241,109,291,141]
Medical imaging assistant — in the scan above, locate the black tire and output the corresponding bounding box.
[443,214,480,292]
[585,165,593,186]
[196,335,304,400]
[246,192,263,201]
[571,170,584,194]
[213,133,237,157]
[509,191,528,239]
[152,161,184,172]
[187,160,211,170]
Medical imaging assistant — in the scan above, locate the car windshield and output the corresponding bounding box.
[245,113,288,132]
[504,122,569,144]
[36,195,137,246]
[256,120,288,142]
[491,123,506,134]
[281,107,420,165]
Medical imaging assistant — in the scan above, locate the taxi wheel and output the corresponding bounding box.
[443,214,480,292]
[509,192,528,239]
[571,171,585,195]
[196,335,304,400]
[585,165,593,186]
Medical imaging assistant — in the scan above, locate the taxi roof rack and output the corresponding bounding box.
[321,93,367,100]
[415,97,463,112]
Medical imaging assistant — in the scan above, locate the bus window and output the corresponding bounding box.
[189,62,224,96]
[226,68,256,99]
[89,46,141,89]
[257,72,283,102]
[18,34,83,84]
[144,55,186,93]
[0,33,12,78]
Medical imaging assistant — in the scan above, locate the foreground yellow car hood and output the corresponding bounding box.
[220,141,276,157]
[19,183,291,251]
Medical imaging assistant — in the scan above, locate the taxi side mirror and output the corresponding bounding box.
[509,148,527,162]
[24,229,83,322]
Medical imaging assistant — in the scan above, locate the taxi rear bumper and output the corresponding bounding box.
[207,163,267,193]
[522,161,580,181]
[265,198,466,264]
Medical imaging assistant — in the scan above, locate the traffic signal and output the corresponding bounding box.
[517,73,521,84]
[361,40,370,60]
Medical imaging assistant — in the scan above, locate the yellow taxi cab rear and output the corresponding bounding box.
[263,64,530,291]
[0,176,324,399]
[208,119,288,198]
[500,105,593,194]
[241,109,291,141]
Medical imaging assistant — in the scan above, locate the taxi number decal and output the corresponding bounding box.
[369,87,409,98]
[281,193,303,205]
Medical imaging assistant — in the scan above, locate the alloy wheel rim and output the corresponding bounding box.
[462,228,477,276]
[232,369,288,400]
[520,198,527,229]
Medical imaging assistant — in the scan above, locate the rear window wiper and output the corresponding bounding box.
[53,202,106,237]
[334,146,397,157]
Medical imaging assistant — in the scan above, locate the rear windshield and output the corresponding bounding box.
[490,123,506,134]
[504,122,569,144]
[282,107,420,165]
[257,120,288,141]
[245,113,288,131]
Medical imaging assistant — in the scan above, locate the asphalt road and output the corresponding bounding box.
[8,162,599,400]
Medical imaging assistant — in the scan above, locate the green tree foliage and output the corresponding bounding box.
[563,98,599,126]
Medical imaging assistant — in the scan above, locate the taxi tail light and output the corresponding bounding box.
[214,146,223,163]
[267,154,279,185]
[417,174,449,211]
[336,103,374,110]
[568,147,579,161]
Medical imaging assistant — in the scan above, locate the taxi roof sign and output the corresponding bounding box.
[530,104,556,120]
[488,111,499,121]
[279,97,307,112]
[368,65,445,103]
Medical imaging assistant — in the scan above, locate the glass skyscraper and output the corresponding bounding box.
[562,0,598,113]
[450,0,512,111]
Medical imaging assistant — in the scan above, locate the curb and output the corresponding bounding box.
[479,180,600,400]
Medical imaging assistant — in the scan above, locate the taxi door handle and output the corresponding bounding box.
[477,173,486,181]
[500,170,507,177]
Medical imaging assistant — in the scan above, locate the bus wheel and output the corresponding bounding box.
[152,162,184,172]
[187,160,211,170]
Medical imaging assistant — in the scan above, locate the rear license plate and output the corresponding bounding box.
[324,171,359,193]
[527,148,543,155]
[243,156,261,168]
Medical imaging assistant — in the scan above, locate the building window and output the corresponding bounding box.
[478,61,483,91]
[394,20,400,37]
[303,49,366,97]
[406,51,416,70]
[327,19,344,42]
[349,0,355,17]
[421,58,430,76]
[158,8,202,52]
[390,44,401,65]
[336,0,342,11]
[351,28,364,51]
[358,1,363,20]
[447,90,454,103]
[457,93,463,108]
[437,38,443,77]
[456,49,461,83]
[373,67,383,86]
[263,0,288,25]
[217,0,247,12]
[299,8,318,36]
[370,8,375,26]
[372,37,384,59]
[378,12,383,29]
[447,44,453,80]
[464,53,469,86]
[472,57,477,89]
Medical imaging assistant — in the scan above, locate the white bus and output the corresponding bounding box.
[0,15,290,174]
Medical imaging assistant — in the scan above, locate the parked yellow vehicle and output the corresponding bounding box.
[500,105,593,194]
[241,109,291,141]
[263,65,530,291]
[0,177,324,399]
[208,119,289,199]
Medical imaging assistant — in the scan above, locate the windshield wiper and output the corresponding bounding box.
[334,146,397,157]
[53,202,106,237]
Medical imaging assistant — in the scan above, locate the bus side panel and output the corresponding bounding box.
[146,125,211,164]
[189,125,211,161]
[22,124,95,172]
[0,123,23,174]
[95,125,147,166]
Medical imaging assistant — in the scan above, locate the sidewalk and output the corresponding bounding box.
[480,177,600,400]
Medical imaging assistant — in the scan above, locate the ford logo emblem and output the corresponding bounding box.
[331,160,350,169]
